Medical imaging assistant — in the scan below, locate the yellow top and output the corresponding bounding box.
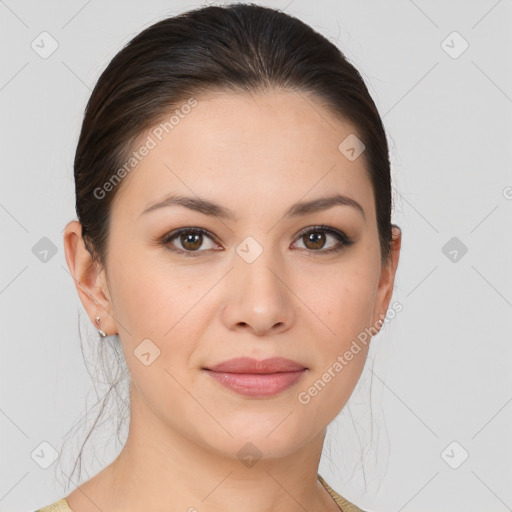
[34,474,364,512]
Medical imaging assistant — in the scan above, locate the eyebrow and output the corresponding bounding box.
[139,193,365,220]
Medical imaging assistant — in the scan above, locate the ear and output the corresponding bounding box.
[372,225,402,330]
[62,220,117,336]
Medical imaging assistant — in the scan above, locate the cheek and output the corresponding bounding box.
[298,256,378,345]
[107,255,201,415]
[327,276,376,340]
[314,279,374,374]
[107,249,206,377]
[107,246,194,336]
[293,254,377,407]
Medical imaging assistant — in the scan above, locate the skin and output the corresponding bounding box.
[63,89,401,512]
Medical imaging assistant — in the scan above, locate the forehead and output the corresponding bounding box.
[111,90,374,220]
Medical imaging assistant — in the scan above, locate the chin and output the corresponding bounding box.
[195,413,320,461]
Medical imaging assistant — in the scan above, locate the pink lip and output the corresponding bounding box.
[206,357,306,373]
[203,357,307,398]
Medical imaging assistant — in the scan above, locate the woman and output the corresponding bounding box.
[36,3,401,511]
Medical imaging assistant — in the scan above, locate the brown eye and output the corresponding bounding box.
[303,231,327,250]
[161,228,218,256]
[180,232,203,251]
[292,226,354,254]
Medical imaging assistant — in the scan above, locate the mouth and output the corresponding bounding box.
[202,357,308,398]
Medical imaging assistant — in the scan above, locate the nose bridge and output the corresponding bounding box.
[234,233,286,298]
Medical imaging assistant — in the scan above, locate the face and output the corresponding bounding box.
[66,90,400,461]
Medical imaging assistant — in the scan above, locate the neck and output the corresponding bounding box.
[69,384,338,512]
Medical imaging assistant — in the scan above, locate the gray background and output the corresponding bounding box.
[1,1,511,511]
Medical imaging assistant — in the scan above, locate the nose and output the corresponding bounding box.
[220,247,295,337]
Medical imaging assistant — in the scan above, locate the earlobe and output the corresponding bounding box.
[63,220,115,334]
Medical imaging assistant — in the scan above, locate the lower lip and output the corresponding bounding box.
[204,369,307,397]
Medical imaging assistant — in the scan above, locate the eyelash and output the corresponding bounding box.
[160,225,355,257]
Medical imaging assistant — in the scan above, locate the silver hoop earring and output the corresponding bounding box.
[95,316,107,338]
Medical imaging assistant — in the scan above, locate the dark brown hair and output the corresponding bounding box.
[65,2,394,486]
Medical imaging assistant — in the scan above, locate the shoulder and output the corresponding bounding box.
[34,497,73,512]
[318,474,367,512]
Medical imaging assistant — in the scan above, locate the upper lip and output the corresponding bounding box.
[204,357,306,374]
